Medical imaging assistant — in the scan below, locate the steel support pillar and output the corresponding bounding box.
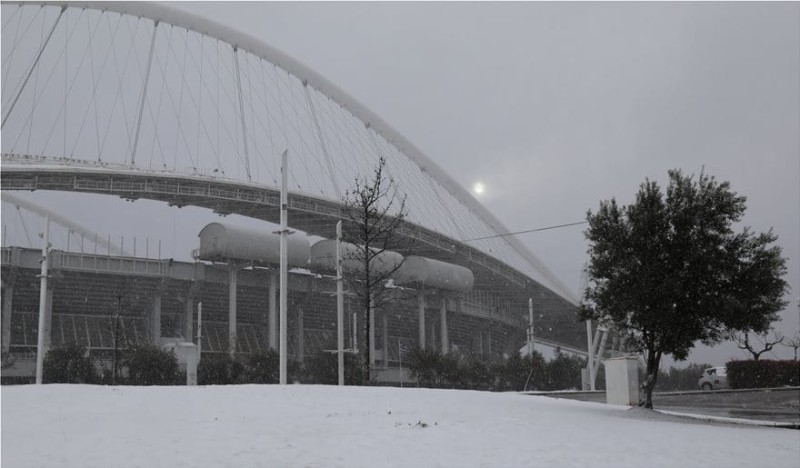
[151,294,162,345]
[297,307,304,363]
[440,297,448,354]
[418,293,425,349]
[35,218,50,384]
[382,313,388,368]
[279,150,289,384]
[183,297,193,341]
[369,297,375,367]
[228,264,238,356]
[2,280,14,354]
[44,288,53,350]
[336,221,344,386]
[269,272,277,351]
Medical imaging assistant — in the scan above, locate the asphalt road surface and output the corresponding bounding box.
[528,387,800,424]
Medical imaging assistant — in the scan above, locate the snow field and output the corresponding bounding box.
[1,384,798,468]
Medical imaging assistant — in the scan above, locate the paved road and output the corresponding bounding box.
[655,388,799,424]
[528,387,800,425]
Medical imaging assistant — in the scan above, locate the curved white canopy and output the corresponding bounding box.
[1,1,578,304]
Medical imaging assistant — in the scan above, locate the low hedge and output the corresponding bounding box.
[43,344,97,384]
[726,360,799,389]
[304,351,365,385]
[198,353,246,385]
[197,351,303,385]
[125,346,181,385]
[406,348,583,391]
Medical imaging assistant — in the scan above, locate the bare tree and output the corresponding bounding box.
[735,331,784,360]
[341,156,410,384]
[781,333,800,361]
[107,281,134,384]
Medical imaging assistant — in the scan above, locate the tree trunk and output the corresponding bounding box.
[639,349,661,409]
[363,297,371,385]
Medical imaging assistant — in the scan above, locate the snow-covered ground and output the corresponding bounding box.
[2,385,797,468]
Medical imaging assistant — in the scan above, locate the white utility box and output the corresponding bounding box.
[604,356,640,406]
[161,339,200,386]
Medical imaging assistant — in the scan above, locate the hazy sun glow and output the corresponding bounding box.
[473,182,486,195]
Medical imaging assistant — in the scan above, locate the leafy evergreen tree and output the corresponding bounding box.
[544,352,585,391]
[456,354,493,390]
[405,348,443,388]
[581,170,787,408]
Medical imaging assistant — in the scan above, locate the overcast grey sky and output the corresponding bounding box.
[4,1,799,364]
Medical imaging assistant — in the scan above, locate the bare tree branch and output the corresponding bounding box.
[340,157,412,384]
[735,331,784,360]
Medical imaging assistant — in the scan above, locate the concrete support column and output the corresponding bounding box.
[183,298,193,341]
[369,298,375,367]
[35,227,50,384]
[418,293,425,350]
[440,297,448,354]
[151,294,162,345]
[228,265,238,356]
[2,281,14,354]
[297,307,304,363]
[382,313,388,368]
[268,272,277,351]
[44,287,53,350]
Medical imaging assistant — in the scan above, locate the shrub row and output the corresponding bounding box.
[43,344,618,391]
[646,363,712,392]
[404,348,493,390]
[43,345,368,386]
[198,350,365,385]
[198,351,301,385]
[405,348,587,391]
[43,344,181,385]
[726,360,800,389]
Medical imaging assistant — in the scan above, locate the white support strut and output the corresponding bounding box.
[278,149,288,385]
[336,220,344,386]
[35,217,50,384]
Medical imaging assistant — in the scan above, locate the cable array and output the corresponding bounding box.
[0,3,568,297]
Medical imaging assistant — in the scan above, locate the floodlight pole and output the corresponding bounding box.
[336,220,344,386]
[35,216,51,384]
[279,150,289,385]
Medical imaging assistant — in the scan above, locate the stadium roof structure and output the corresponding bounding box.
[1,2,579,326]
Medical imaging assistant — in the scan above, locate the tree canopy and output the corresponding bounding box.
[580,170,787,407]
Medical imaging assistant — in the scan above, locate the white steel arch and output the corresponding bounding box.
[1,1,578,304]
